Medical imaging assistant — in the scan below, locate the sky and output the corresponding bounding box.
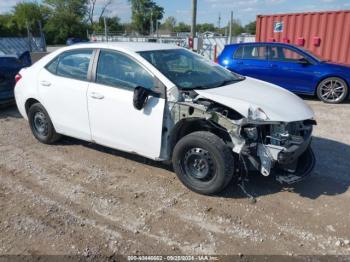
[0,0,350,26]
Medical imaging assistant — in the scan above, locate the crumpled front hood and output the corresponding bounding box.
[195,77,315,122]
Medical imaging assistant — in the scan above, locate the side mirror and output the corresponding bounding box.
[133,86,160,110]
[298,58,310,65]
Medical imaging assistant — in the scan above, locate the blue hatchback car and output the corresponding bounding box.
[218,42,350,103]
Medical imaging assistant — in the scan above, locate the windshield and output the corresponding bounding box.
[138,49,242,89]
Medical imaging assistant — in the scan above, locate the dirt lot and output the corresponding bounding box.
[0,99,350,256]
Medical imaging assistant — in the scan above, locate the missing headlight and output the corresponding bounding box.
[243,127,258,141]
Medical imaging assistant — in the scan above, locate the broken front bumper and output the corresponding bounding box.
[274,146,316,184]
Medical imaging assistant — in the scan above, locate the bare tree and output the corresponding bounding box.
[87,0,112,25]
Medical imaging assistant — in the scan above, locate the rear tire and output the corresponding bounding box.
[317,77,348,104]
[28,103,61,144]
[172,131,235,195]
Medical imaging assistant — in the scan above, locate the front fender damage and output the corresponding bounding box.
[162,97,316,185]
[168,101,246,154]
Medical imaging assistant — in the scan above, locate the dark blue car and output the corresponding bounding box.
[218,42,350,103]
[0,51,31,105]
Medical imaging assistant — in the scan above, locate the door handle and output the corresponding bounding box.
[90,92,104,99]
[40,80,51,86]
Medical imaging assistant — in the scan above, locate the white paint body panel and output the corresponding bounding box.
[37,68,91,140]
[196,77,315,122]
[87,83,165,158]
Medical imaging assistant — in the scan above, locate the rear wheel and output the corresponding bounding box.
[317,77,348,103]
[172,131,235,195]
[28,103,61,144]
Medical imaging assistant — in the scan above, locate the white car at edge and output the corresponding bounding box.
[15,42,316,195]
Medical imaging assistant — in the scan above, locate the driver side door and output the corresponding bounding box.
[87,49,166,159]
[266,45,316,93]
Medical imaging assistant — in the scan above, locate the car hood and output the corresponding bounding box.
[321,61,350,71]
[195,77,315,122]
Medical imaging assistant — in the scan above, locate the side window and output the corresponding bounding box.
[46,56,59,74]
[242,46,266,60]
[47,50,93,81]
[96,50,155,90]
[268,46,304,62]
[233,46,243,59]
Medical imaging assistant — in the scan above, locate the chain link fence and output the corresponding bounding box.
[89,33,255,60]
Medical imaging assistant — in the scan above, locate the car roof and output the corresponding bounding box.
[227,42,297,47]
[64,42,182,52]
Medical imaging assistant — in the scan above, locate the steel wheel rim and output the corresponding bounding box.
[182,147,215,181]
[33,111,48,136]
[320,79,346,102]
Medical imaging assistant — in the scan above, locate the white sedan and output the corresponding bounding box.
[15,42,316,195]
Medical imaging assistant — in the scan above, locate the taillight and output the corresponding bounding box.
[15,73,22,83]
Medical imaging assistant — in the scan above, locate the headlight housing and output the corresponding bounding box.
[248,107,269,121]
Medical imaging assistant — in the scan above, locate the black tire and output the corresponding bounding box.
[28,103,61,144]
[316,77,348,104]
[172,131,235,195]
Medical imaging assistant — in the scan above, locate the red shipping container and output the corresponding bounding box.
[256,10,350,65]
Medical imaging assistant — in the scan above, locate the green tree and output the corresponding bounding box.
[227,19,244,36]
[162,16,176,32]
[244,21,256,35]
[197,23,216,33]
[129,0,164,34]
[174,22,191,33]
[93,16,123,33]
[12,2,47,36]
[0,14,19,36]
[43,0,88,44]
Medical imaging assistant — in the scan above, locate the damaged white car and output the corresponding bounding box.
[15,43,316,195]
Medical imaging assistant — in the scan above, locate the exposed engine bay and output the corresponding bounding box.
[165,89,316,184]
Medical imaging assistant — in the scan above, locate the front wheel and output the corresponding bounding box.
[317,77,348,104]
[172,131,235,195]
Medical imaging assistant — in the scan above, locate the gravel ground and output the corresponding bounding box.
[0,99,350,256]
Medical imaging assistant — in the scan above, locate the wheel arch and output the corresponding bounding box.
[168,118,233,158]
[314,75,349,96]
[25,98,41,116]
[24,98,58,131]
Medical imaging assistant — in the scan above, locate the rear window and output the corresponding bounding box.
[46,49,93,81]
[233,47,243,59]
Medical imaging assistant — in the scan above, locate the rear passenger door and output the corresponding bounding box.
[38,49,93,140]
[229,44,271,82]
[87,49,165,159]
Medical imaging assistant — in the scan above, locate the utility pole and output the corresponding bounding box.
[38,20,46,52]
[191,0,197,38]
[26,21,32,52]
[150,11,153,36]
[104,17,108,42]
[218,12,221,31]
[228,11,233,44]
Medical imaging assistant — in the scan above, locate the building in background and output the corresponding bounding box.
[256,10,350,65]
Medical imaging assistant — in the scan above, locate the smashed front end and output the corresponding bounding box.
[240,119,316,184]
[166,89,316,184]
